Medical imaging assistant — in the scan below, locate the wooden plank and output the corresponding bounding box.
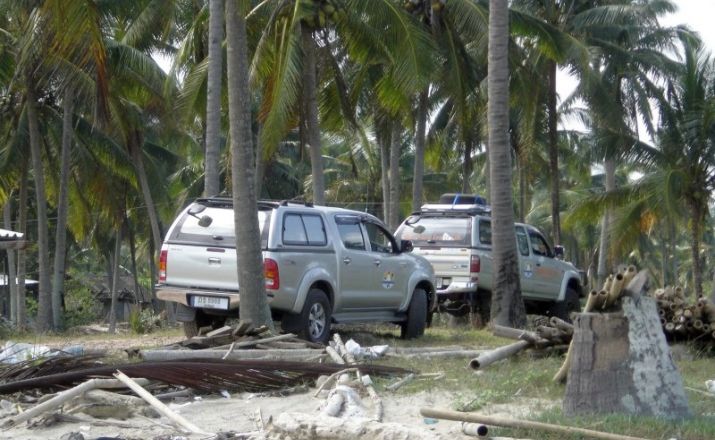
[232,320,253,336]
[205,325,232,337]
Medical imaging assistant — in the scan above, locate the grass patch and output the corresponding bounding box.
[355,323,715,440]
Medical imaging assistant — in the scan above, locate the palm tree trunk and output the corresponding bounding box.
[461,135,474,194]
[204,0,224,197]
[127,217,140,304]
[380,129,391,222]
[301,24,325,205]
[412,89,428,211]
[3,197,17,324]
[51,86,75,330]
[226,0,272,327]
[255,123,265,197]
[596,158,616,287]
[690,201,704,298]
[26,80,52,332]
[128,132,162,255]
[389,124,401,231]
[16,164,28,330]
[108,223,123,334]
[487,0,525,328]
[547,60,561,245]
[518,157,526,222]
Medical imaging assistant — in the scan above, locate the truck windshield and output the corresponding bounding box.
[396,217,471,247]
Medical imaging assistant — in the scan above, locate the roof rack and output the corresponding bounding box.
[279,198,314,208]
[417,193,491,216]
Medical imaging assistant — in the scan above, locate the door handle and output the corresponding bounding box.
[208,257,221,265]
[343,257,352,264]
[373,260,381,266]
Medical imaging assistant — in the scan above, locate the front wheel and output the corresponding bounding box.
[550,287,580,322]
[401,288,427,339]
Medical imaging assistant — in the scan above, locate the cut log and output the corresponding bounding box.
[140,348,324,362]
[563,294,691,419]
[492,324,549,345]
[549,317,574,335]
[233,320,253,336]
[469,341,530,370]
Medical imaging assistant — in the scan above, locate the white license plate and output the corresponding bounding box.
[191,295,229,310]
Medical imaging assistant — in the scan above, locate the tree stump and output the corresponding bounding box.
[563,277,690,419]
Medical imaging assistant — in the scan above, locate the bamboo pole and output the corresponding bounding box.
[469,340,530,370]
[140,348,324,362]
[419,407,651,440]
[605,273,625,308]
[114,370,210,435]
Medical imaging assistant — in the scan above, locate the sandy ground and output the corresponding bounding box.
[2,386,555,440]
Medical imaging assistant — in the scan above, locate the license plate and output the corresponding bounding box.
[191,295,229,310]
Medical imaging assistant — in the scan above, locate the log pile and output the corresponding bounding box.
[653,287,715,344]
[177,320,324,350]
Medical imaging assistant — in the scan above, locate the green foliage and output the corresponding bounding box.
[128,308,163,334]
[62,279,103,329]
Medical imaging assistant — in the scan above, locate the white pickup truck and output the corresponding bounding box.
[394,195,584,322]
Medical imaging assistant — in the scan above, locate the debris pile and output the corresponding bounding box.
[138,320,327,362]
[654,287,715,344]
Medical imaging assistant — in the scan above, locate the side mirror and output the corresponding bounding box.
[401,240,414,253]
[554,245,565,259]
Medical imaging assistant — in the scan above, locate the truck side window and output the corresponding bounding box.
[528,230,552,257]
[516,228,530,256]
[282,214,327,246]
[364,222,394,254]
[337,223,366,250]
[479,220,492,246]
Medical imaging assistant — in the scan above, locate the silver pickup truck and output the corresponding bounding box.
[394,195,584,322]
[156,198,435,343]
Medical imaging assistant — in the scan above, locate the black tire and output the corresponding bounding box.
[550,287,580,322]
[401,288,427,339]
[289,288,332,345]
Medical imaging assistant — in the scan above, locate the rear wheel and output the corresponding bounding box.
[401,288,427,339]
[286,288,332,345]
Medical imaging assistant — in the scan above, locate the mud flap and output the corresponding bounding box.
[175,303,196,322]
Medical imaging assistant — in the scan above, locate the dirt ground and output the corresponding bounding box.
[0,330,557,440]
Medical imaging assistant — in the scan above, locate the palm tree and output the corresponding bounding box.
[225,0,271,326]
[488,0,526,328]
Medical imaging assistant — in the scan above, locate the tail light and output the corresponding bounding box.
[470,255,481,274]
[264,258,280,290]
[159,249,168,282]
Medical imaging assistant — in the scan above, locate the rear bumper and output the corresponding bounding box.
[436,281,477,297]
[155,285,241,309]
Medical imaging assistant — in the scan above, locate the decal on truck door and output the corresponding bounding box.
[524,263,533,278]
[382,271,395,289]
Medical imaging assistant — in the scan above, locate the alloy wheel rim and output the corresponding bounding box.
[308,303,326,339]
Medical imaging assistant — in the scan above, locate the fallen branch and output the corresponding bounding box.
[313,368,358,397]
[114,370,211,436]
[420,407,651,440]
[386,373,416,392]
[4,377,149,427]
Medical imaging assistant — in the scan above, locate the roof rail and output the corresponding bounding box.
[419,203,491,216]
[279,198,314,208]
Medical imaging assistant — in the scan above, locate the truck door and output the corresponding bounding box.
[363,221,407,308]
[334,215,383,310]
[526,228,565,299]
